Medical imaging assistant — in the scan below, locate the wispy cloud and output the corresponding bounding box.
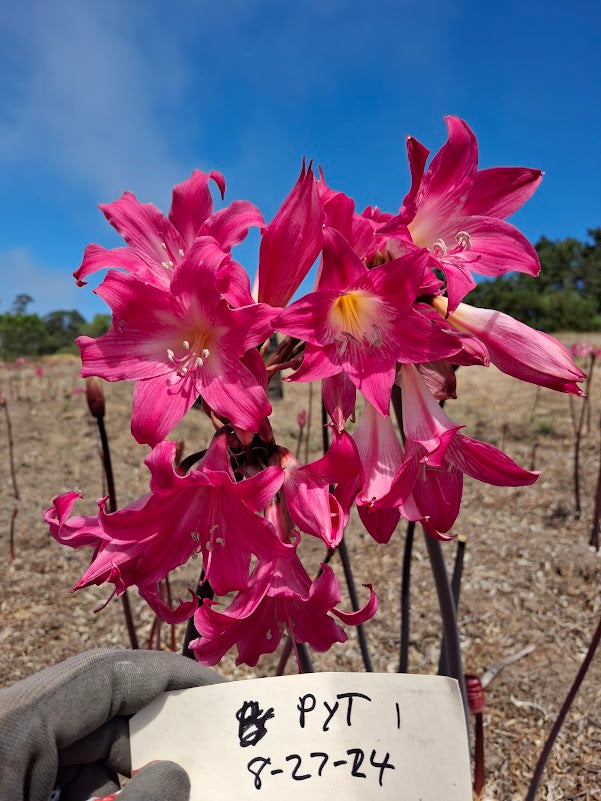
[0,248,105,319]
[0,0,191,201]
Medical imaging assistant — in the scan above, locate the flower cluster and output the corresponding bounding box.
[46,117,585,667]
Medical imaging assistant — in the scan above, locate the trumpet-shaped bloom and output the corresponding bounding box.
[380,365,539,534]
[75,170,263,304]
[384,117,542,311]
[274,227,461,416]
[44,434,288,614]
[432,297,586,396]
[190,555,377,667]
[278,428,360,547]
[78,237,276,445]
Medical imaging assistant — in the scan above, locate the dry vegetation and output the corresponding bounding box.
[2,343,601,799]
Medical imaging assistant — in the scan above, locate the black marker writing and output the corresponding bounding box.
[236,700,275,747]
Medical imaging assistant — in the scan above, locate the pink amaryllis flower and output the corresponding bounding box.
[44,433,288,618]
[78,237,276,445]
[75,170,263,305]
[383,116,542,311]
[190,554,377,667]
[274,227,461,416]
[277,427,360,547]
[432,297,586,396]
[379,365,539,534]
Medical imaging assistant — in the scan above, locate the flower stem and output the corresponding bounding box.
[424,531,470,737]
[96,414,139,650]
[398,520,415,673]
[182,570,214,658]
[525,611,601,801]
[439,534,466,675]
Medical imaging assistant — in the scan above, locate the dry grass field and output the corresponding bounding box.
[2,342,601,799]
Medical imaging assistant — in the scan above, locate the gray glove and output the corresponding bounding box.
[0,648,224,801]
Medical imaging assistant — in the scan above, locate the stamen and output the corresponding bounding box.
[161,261,170,269]
[167,349,175,362]
[209,524,219,534]
[433,238,447,256]
[168,260,174,268]
[202,348,210,359]
[178,248,185,257]
[215,536,225,547]
[455,231,471,251]
[195,357,204,367]
[182,340,190,350]
[161,242,168,251]
[369,324,382,349]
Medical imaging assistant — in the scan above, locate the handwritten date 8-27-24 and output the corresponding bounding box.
[247,747,395,789]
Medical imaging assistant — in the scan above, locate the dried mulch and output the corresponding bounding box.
[2,346,601,799]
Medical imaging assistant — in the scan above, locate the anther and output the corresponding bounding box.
[195,357,204,367]
[167,349,175,362]
[161,261,169,269]
[455,231,471,251]
[433,238,447,256]
[182,340,190,350]
[168,260,174,267]
[161,242,167,251]
[178,248,185,257]
[202,348,210,359]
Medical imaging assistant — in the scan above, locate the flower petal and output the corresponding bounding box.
[168,169,225,248]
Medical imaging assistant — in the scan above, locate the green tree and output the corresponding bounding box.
[43,309,87,352]
[0,313,51,359]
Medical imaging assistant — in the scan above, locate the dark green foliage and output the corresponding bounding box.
[0,298,110,360]
[0,313,51,359]
[469,228,601,332]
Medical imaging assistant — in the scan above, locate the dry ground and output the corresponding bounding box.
[2,344,601,800]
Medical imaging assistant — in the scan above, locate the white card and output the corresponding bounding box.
[130,672,472,800]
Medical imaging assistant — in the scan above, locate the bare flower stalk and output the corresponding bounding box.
[590,414,601,549]
[573,353,595,517]
[2,393,20,561]
[85,378,139,650]
[526,611,601,801]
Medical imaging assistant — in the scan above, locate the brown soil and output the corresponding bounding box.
[2,345,601,800]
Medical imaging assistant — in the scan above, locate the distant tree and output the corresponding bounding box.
[469,230,601,332]
[11,294,34,315]
[0,313,51,359]
[79,313,111,339]
[43,309,86,352]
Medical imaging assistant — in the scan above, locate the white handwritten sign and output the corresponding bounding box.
[130,672,472,800]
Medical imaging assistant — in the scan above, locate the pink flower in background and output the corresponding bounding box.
[275,227,461,416]
[383,116,542,311]
[78,237,276,445]
[75,170,263,301]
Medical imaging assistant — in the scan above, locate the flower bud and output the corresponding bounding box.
[85,377,105,419]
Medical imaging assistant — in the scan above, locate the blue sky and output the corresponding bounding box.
[1,0,600,320]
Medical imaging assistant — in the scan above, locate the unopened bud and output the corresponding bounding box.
[85,377,105,419]
[297,409,308,428]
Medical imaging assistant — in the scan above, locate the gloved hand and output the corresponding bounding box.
[0,648,224,801]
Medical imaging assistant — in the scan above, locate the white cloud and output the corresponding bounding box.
[0,0,190,201]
